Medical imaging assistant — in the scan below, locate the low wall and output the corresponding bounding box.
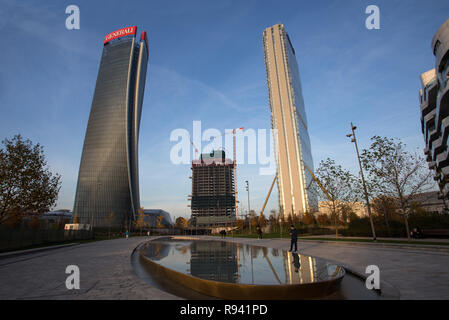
[0,228,93,252]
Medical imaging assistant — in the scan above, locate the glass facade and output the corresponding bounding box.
[263,24,318,215]
[284,30,318,212]
[73,29,149,228]
[422,18,449,197]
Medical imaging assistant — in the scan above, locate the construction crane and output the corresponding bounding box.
[302,165,332,202]
[189,137,199,160]
[259,163,333,217]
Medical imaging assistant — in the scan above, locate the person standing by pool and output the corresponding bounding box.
[256,225,262,239]
[289,224,297,252]
[292,252,301,273]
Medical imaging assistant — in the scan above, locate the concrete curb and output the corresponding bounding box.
[297,238,449,252]
[0,243,79,260]
[167,236,401,300]
[313,258,400,300]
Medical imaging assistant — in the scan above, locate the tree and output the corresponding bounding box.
[258,213,267,228]
[28,215,40,230]
[340,203,355,224]
[250,216,259,229]
[175,217,188,228]
[105,211,115,238]
[347,211,360,223]
[235,219,244,231]
[156,215,164,228]
[360,136,435,241]
[315,158,359,237]
[0,134,61,225]
[317,213,330,226]
[371,195,397,236]
[268,210,277,229]
[303,212,316,226]
[133,208,148,235]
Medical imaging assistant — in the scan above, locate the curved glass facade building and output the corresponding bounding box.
[73,26,149,228]
[263,24,318,217]
[421,18,449,198]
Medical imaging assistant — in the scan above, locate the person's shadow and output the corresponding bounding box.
[292,252,301,273]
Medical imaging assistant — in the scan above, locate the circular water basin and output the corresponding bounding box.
[137,237,346,299]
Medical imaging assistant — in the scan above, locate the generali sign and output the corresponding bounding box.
[104,26,137,44]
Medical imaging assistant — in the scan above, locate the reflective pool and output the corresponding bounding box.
[139,237,344,286]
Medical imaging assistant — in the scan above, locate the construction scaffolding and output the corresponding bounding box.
[190,150,236,227]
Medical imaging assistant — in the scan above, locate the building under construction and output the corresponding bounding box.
[190,150,236,227]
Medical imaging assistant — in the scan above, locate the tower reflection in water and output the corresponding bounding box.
[190,241,238,283]
[142,239,343,286]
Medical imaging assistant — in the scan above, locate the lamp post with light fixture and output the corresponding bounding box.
[346,123,377,241]
[245,180,251,234]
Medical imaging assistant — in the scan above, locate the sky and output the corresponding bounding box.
[0,0,448,219]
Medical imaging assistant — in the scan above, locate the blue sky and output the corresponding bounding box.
[0,0,448,219]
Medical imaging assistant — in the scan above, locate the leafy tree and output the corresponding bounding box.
[133,208,148,235]
[250,216,259,229]
[156,215,164,228]
[268,210,277,228]
[28,216,40,230]
[317,213,330,226]
[258,213,267,228]
[235,219,244,230]
[339,203,356,224]
[347,210,361,223]
[105,211,115,238]
[303,212,316,226]
[0,134,61,225]
[360,136,435,241]
[371,195,397,236]
[315,158,359,237]
[175,217,188,228]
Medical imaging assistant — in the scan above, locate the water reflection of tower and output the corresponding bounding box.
[283,251,318,284]
[190,241,238,283]
[145,242,170,261]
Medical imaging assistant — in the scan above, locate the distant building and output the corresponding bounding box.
[41,209,73,224]
[190,150,236,227]
[263,24,318,217]
[408,191,448,214]
[420,18,449,198]
[142,209,173,228]
[318,201,367,218]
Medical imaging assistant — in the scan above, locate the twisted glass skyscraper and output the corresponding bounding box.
[263,24,318,217]
[73,26,149,228]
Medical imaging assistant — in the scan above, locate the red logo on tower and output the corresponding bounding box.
[104,26,137,44]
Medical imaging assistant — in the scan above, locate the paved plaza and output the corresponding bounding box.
[0,236,448,299]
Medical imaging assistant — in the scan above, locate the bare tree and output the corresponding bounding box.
[315,158,359,237]
[360,136,435,241]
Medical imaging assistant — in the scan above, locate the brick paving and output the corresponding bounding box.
[0,235,447,299]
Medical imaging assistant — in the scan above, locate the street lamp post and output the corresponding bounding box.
[245,180,251,234]
[347,123,377,241]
